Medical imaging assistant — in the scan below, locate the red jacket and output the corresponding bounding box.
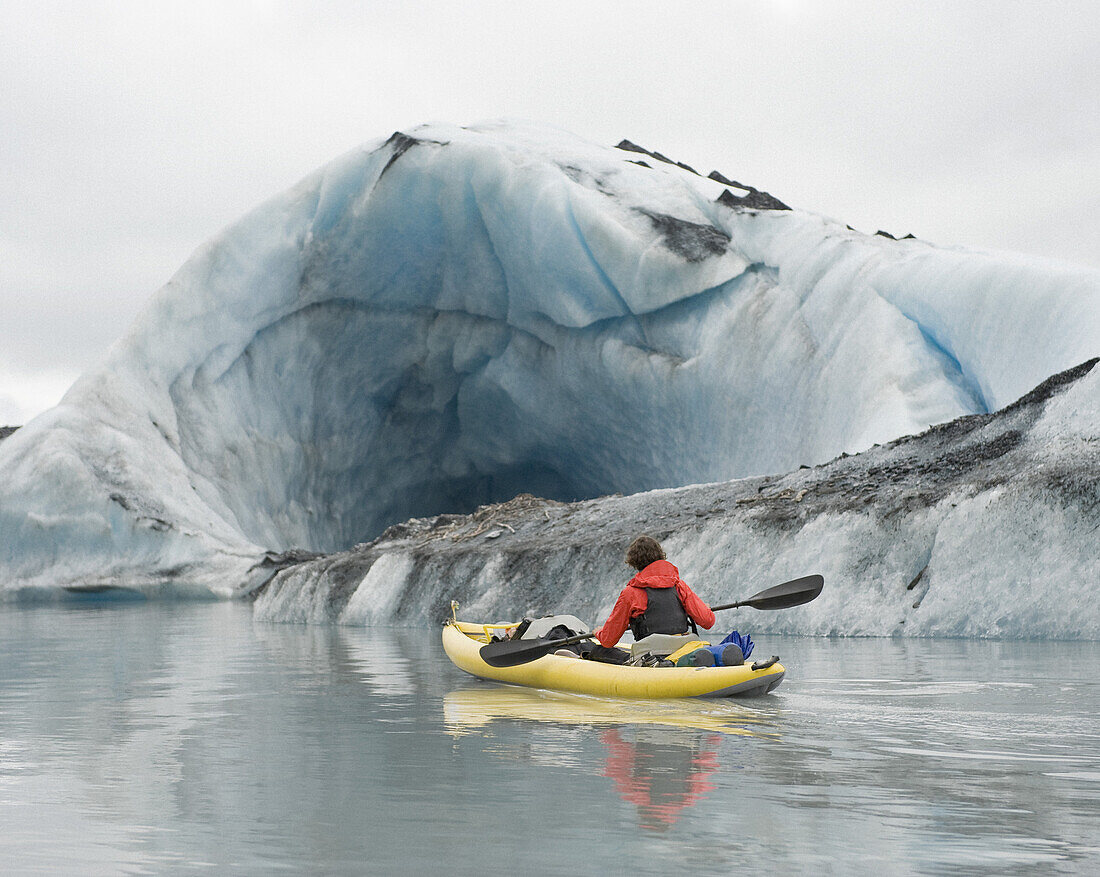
[594,560,716,647]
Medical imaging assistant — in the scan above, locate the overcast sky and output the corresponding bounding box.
[2,0,1097,423]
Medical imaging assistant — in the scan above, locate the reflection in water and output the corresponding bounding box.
[443,685,773,829]
[600,728,722,831]
[4,608,1099,874]
[443,686,776,738]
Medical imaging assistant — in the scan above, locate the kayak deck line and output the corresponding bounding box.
[442,620,785,699]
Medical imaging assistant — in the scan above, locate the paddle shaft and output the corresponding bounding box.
[524,631,596,649]
[710,599,753,611]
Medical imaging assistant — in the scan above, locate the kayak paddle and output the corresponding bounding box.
[478,573,823,668]
[710,574,823,612]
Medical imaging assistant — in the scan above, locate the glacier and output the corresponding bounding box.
[0,121,1097,636]
[254,359,1100,638]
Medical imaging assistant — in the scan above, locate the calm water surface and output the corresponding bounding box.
[1,601,1098,875]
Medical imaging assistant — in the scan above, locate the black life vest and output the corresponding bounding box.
[629,586,695,639]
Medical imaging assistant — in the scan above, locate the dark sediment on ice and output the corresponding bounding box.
[616,139,790,210]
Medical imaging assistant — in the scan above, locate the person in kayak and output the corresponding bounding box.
[593,535,716,650]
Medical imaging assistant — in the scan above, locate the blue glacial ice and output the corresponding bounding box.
[0,121,1097,634]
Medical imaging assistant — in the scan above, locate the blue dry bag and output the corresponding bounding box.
[718,629,754,660]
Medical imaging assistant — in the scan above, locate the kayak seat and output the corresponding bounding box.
[630,633,700,659]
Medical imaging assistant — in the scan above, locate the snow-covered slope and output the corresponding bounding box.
[1,121,1097,612]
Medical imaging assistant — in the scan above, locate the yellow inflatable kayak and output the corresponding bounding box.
[442,620,785,698]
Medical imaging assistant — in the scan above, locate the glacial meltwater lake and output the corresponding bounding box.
[2,601,1098,875]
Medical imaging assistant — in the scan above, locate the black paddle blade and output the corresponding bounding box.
[479,631,595,668]
[745,574,823,610]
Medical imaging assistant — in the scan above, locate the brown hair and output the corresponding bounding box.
[625,535,666,571]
